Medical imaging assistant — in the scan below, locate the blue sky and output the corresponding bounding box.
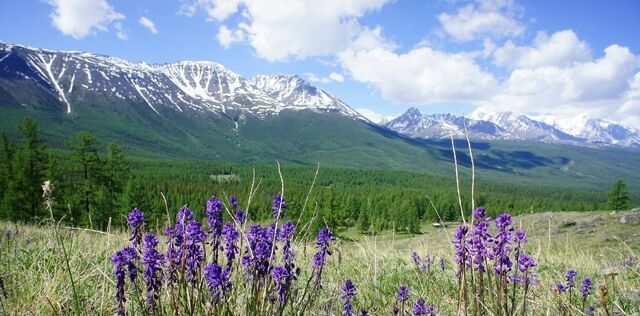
[1,0,639,125]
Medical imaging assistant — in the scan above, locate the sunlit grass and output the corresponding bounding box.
[1,210,639,315]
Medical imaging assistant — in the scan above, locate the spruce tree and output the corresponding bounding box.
[4,118,47,221]
[104,143,130,215]
[0,133,12,217]
[607,179,630,211]
[66,132,102,225]
[357,208,370,234]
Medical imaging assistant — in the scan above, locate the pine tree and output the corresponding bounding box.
[121,176,154,224]
[0,133,12,217]
[66,132,102,226]
[357,208,370,234]
[103,143,130,216]
[4,118,47,221]
[607,179,630,211]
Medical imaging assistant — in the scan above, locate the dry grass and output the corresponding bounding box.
[1,210,639,315]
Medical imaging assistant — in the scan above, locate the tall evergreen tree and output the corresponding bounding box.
[0,133,12,216]
[66,132,102,225]
[357,207,370,234]
[4,118,47,221]
[104,143,130,214]
[607,179,630,211]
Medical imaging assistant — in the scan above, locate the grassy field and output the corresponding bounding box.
[1,209,639,315]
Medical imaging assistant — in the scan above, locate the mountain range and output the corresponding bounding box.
[1,42,639,191]
[383,108,640,148]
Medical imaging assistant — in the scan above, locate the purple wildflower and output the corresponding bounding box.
[176,205,193,233]
[340,279,357,316]
[585,306,596,315]
[234,209,246,225]
[439,258,446,271]
[556,283,567,294]
[206,196,224,258]
[242,224,275,279]
[515,230,528,244]
[272,266,290,304]
[452,225,471,275]
[222,222,239,269]
[185,221,207,285]
[580,278,592,298]
[229,195,239,209]
[271,193,287,218]
[566,270,578,289]
[164,224,182,284]
[142,234,163,311]
[112,247,136,316]
[493,213,514,275]
[516,254,538,285]
[413,298,438,315]
[360,311,369,316]
[127,208,144,248]
[204,263,232,304]
[396,285,409,302]
[470,216,492,272]
[472,207,485,220]
[279,221,296,264]
[312,226,334,287]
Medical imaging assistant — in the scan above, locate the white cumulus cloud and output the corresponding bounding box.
[139,16,158,34]
[485,44,639,124]
[216,25,246,48]
[339,45,498,104]
[437,0,524,42]
[494,30,591,68]
[305,72,345,83]
[45,0,124,39]
[185,0,391,61]
[328,72,344,82]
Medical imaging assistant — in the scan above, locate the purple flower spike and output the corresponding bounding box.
[222,222,239,269]
[556,283,567,294]
[413,298,438,315]
[580,278,592,298]
[272,266,290,304]
[472,207,486,220]
[396,285,409,302]
[142,234,163,311]
[452,225,471,274]
[204,263,232,304]
[229,195,239,209]
[312,226,334,287]
[234,209,246,225]
[185,221,206,285]
[566,270,578,288]
[112,246,136,316]
[127,208,144,247]
[340,279,357,316]
[271,193,287,218]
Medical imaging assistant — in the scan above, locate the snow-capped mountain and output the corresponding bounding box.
[469,111,580,143]
[249,74,364,119]
[384,108,640,148]
[0,42,361,119]
[384,108,508,140]
[532,114,640,148]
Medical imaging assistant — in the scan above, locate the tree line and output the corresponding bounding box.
[0,118,636,236]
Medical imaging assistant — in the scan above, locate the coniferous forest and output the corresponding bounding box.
[0,117,624,237]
